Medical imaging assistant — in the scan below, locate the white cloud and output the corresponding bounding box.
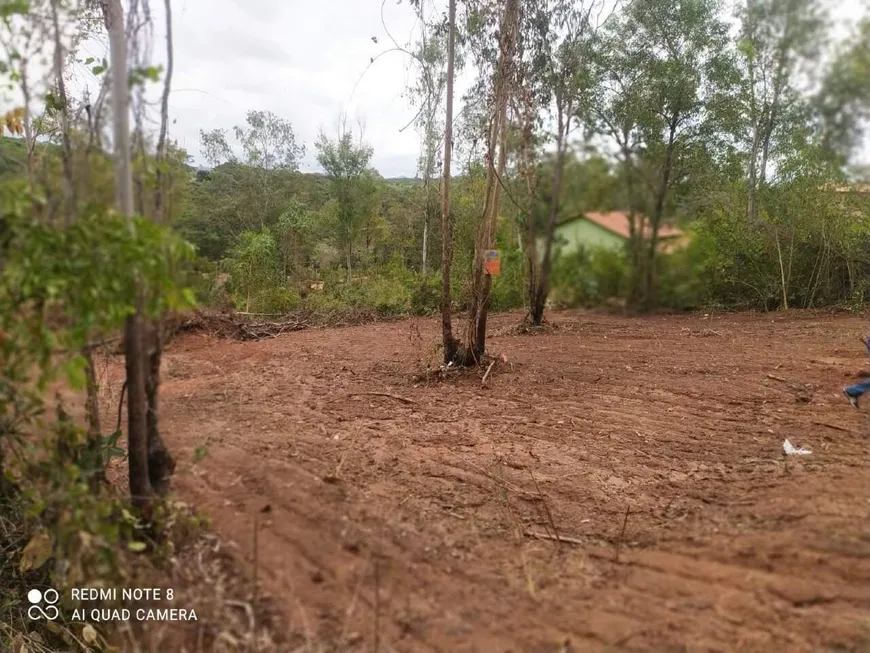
[147,0,452,176]
[4,0,867,176]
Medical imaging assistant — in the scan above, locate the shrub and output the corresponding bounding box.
[336,276,412,315]
[410,273,442,315]
[551,245,628,307]
[301,291,347,314]
[486,248,524,311]
[248,286,300,314]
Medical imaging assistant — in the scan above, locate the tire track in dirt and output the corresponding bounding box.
[100,310,870,652]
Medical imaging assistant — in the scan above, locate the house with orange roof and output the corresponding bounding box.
[551,211,689,257]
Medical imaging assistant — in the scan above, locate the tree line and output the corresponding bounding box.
[169,0,869,367]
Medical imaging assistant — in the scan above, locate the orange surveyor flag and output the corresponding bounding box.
[484,249,501,275]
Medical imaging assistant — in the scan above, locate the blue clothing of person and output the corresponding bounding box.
[843,336,870,407]
[845,378,870,399]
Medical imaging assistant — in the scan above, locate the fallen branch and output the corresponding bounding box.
[481,360,496,387]
[524,530,585,546]
[348,392,417,405]
[812,421,852,433]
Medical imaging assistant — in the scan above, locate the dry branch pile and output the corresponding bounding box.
[169,308,404,343]
[172,311,310,341]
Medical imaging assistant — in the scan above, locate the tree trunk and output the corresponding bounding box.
[49,0,75,226]
[529,98,570,326]
[642,113,679,310]
[139,0,177,497]
[620,142,643,310]
[83,348,104,491]
[145,321,175,494]
[422,205,429,275]
[522,123,539,324]
[464,0,518,361]
[439,0,458,364]
[106,0,153,512]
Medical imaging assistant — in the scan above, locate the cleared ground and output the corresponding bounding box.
[103,310,870,652]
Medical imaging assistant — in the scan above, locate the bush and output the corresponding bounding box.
[410,273,442,315]
[655,230,716,310]
[490,248,526,311]
[247,286,300,313]
[335,276,412,315]
[301,291,347,314]
[551,245,628,307]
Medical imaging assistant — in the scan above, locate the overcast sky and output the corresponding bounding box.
[16,0,870,176]
[133,0,467,177]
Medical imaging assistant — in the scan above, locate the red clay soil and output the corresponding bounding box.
[99,310,870,652]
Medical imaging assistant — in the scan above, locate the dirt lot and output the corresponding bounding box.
[101,310,870,652]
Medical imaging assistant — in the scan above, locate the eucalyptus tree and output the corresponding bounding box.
[736,0,828,221]
[525,0,603,326]
[461,0,520,362]
[199,110,305,238]
[816,17,870,163]
[314,115,375,280]
[594,0,733,309]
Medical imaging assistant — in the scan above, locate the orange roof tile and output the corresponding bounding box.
[578,211,684,240]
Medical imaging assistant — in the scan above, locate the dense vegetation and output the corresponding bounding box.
[135,0,870,319]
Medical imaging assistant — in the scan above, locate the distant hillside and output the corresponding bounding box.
[384,176,423,185]
[1,138,435,187]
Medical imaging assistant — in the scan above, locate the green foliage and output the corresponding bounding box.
[314,119,377,277]
[226,229,280,312]
[551,245,629,307]
[410,274,442,315]
[249,286,300,314]
[489,248,526,311]
[335,276,413,315]
[691,178,870,310]
[0,181,200,650]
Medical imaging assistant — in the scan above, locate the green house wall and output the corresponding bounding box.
[552,218,626,258]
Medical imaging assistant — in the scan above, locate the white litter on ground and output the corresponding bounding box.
[783,439,812,455]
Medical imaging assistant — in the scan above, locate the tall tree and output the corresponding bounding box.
[408,2,447,276]
[526,0,601,326]
[463,0,520,362]
[144,0,177,496]
[596,0,732,309]
[106,0,152,510]
[737,0,827,222]
[816,17,870,162]
[314,116,375,280]
[440,0,458,363]
[199,110,305,237]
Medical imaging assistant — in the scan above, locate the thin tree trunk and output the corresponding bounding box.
[83,348,104,490]
[530,98,570,325]
[642,114,678,310]
[50,0,104,471]
[107,0,153,512]
[20,65,36,187]
[774,229,788,310]
[621,142,643,310]
[440,0,458,364]
[49,0,75,226]
[521,103,539,323]
[422,203,429,275]
[464,0,518,361]
[145,0,176,496]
